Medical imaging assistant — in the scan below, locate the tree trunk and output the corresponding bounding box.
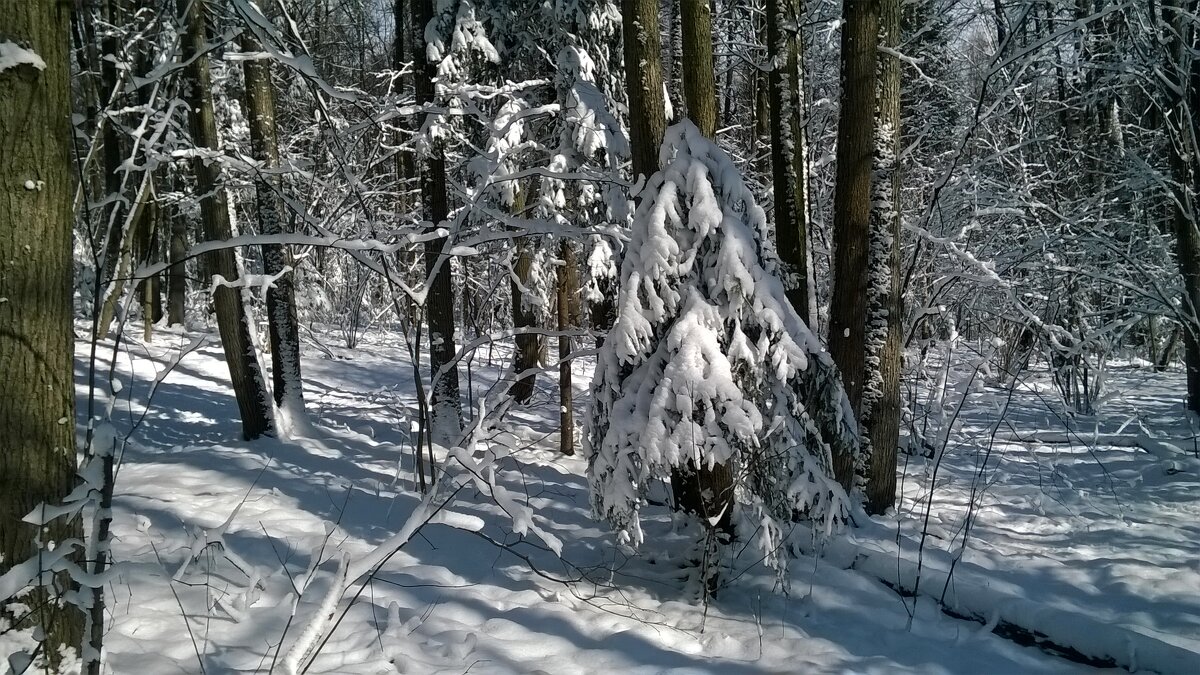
[509,187,541,404]
[753,10,770,176]
[0,0,86,665]
[1164,0,1200,412]
[394,0,417,213]
[1158,323,1181,372]
[767,0,814,324]
[413,0,462,438]
[864,0,903,514]
[624,0,668,181]
[558,240,577,455]
[94,0,128,337]
[671,0,733,539]
[827,0,879,492]
[180,0,273,439]
[241,30,307,429]
[134,179,161,342]
[167,180,187,325]
[680,0,717,137]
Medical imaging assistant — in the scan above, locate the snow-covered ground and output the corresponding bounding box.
[886,361,1200,671]
[69,326,1200,673]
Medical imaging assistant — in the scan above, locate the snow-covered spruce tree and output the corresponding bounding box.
[585,122,859,571]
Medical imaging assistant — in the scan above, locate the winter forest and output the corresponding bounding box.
[3,0,1200,671]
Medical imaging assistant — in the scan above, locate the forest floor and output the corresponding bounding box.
[71,325,1200,674]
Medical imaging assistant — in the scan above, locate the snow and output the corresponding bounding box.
[32,323,1198,673]
[0,41,46,72]
[871,360,1200,671]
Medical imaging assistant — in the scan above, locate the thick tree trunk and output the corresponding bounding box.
[241,30,307,429]
[827,0,879,492]
[863,0,903,514]
[0,0,85,665]
[413,0,462,438]
[1164,0,1200,412]
[766,0,813,324]
[680,0,717,137]
[670,0,733,539]
[180,0,273,439]
[623,0,668,180]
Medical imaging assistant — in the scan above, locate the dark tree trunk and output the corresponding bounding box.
[558,240,577,455]
[393,0,417,213]
[509,187,541,404]
[413,0,462,437]
[180,0,273,439]
[671,0,733,539]
[864,0,903,514]
[1163,0,1200,412]
[827,0,879,492]
[753,10,770,175]
[95,0,128,337]
[241,29,307,426]
[766,0,813,324]
[624,0,668,181]
[0,0,86,665]
[167,180,187,325]
[665,0,684,121]
[680,0,717,137]
[134,179,161,342]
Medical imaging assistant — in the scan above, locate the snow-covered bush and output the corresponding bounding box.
[585,122,859,571]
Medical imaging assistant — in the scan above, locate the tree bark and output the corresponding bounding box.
[1161,0,1200,412]
[558,240,577,455]
[864,0,903,514]
[413,0,462,437]
[671,0,733,539]
[509,187,541,404]
[680,0,717,137]
[241,31,307,426]
[180,0,273,439]
[393,0,417,213]
[665,0,684,121]
[94,0,128,337]
[767,0,814,324]
[753,10,770,175]
[624,0,668,181]
[0,0,85,665]
[167,179,187,325]
[827,0,879,492]
[134,179,161,342]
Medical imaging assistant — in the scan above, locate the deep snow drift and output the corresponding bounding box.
[54,325,1200,673]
